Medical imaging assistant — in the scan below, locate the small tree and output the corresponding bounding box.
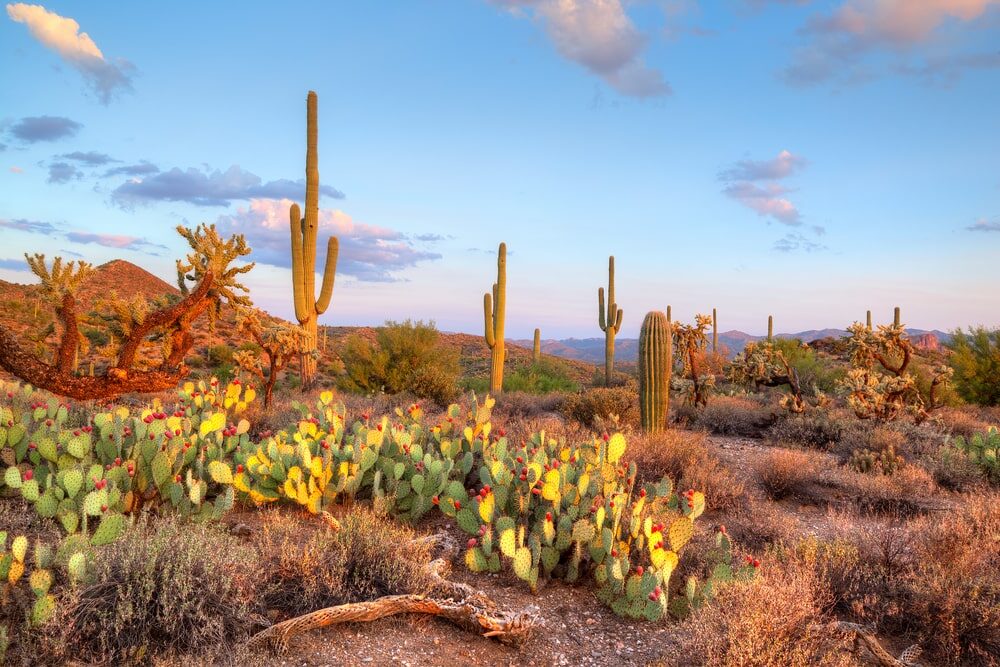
[947,326,1000,406]
[672,314,715,407]
[728,340,806,413]
[233,310,303,408]
[0,224,253,400]
[839,321,951,423]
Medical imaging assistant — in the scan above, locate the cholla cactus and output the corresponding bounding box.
[672,314,715,407]
[233,310,304,407]
[728,340,805,413]
[839,321,952,423]
[0,224,253,400]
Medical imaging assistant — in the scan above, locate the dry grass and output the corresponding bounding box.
[686,395,777,438]
[754,448,822,500]
[719,496,800,552]
[255,504,434,618]
[823,463,937,516]
[627,429,747,512]
[766,411,848,450]
[675,552,855,667]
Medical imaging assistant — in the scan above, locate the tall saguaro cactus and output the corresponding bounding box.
[639,311,671,434]
[598,256,623,386]
[712,308,718,353]
[484,242,507,393]
[533,328,541,363]
[767,315,774,341]
[866,310,872,330]
[290,90,339,390]
[893,306,901,327]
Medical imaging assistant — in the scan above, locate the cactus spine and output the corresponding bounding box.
[866,310,872,330]
[483,242,506,394]
[712,308,718,353]
[767,315,773,341]
[598,256,623,386]
[639,311,671,433]
[532,328,541,363]
[893,306,901,327]
[290,91,339,390]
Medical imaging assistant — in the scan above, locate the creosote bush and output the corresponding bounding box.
[685,395,777,438]
[256,504,434,617]
[54,518,261,664]
[754,449,821,500]
[561,385,639,429]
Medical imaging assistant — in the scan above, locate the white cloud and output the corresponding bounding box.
[719,150,808,226]
[493,0,671,97]
[6,3,134,103]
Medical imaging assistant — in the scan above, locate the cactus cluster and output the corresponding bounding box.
[950,427,1000,483]
[0,531,88,627]
[728,340,806,414]
[849,444,904,475]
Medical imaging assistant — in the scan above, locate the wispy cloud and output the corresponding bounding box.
[8,116,81,143]
[213,198,440,282]
[0,258,28,271]
[773,232,827,252]
[966,216,1000,232]
[492,0,671,97]
[6,3,135,104]
[102,161,159,178]
[0,218,62,234]
[47,161,83,183]
[719,150,807,226]
[64,231,167,253]
[783,0,1000,86]
[110,165,345,207]
[59,150,117,166]
[9,166,23,174]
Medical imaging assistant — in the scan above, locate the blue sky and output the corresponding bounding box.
[1,1,998,338]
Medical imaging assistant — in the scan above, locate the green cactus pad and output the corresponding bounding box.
[456,508,480,535]
[4,466,22,489]
[90,514,125,546]
[151,452,171,488]
[464,547,487,572]
[62,469,83,498]
[207,461,233,484]
[29,568,53,596]
[35,491,58,518]
[82,489,107,516]
[57,510,79,534]
[67,552,87,584]
[12,535,28,562]
[21,479,40,502]
[31,594,57,626]
[67,435,90,459]
[513,546,532,580]
[668,517,693,551]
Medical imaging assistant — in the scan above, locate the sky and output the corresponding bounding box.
[0,1,998,339]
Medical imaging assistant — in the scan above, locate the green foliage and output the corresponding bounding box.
[501,359,579,394]
[207,344,234,367]
[772,339,844,393]
[947,327,1000,406]
[950,428,1000,484]
[338,320,460,405]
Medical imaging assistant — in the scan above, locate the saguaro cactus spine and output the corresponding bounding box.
[483,242,507,393]
[767,315,774,341]
[533,328,541,363]
[290,91,339,390]
[639,311,671,434]
[598,256,623,386]
[712,308,718,353]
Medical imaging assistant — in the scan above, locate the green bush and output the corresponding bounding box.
[338,320,460,405]
[772,338,844,393]
[948,327,1000,406]
[207,344,234,367]
[502,358,579,394]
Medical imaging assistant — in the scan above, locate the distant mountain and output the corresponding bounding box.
[513,328,953,363]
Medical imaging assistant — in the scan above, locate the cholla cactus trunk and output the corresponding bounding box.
[712,308,718,353]
[532,328,540,363]
[893,307,901,327]
[598,256,623,386]
[483,243,507,394]
[767,315,773,341]
[639,311,671,433]
[290,91,339,390]
[866,310,872,330]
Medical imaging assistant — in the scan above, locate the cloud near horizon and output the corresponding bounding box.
[64,231,167,253]
[0,218,62,234]
[213,198,441,282]
[6,3,135,104]
[966,216,1000,232]
[492,0,671,97]
[783,0,1000,86]
[110,165,345,207]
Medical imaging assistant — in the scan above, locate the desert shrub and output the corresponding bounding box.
[948,326,1000,406]
[55,518,261,664]
[338,320,460,405]
[675,551,854,667]
[721,496,799,552]
[184,353,206,369]
[627,430,746,511]
[492,391,568,419]
[773,338,844,393]
[256,505,434,617]
[207,344,234,366]
[754,449,821,500]
[936,407,994,438]
[927,445,987,491]
[689,396,777,438]
[502,358,579,394]
[823,464,936,516]
[591,368,635,388]
[948,428,1000,484]
[561,385,639,430]
[766,411,846,449]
